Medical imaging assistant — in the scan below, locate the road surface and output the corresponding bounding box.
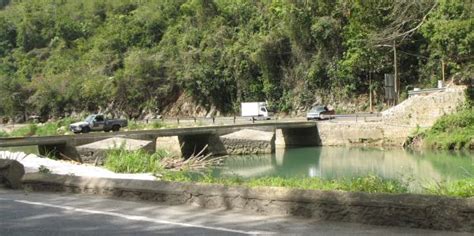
[0,189,468,235]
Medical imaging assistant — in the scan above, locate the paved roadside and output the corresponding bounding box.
[0,189,469,235]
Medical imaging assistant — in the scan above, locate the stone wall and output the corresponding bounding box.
[382,85,466,127]
[219,129,274,154]
[316,122,412,147]
[22,173,474,232]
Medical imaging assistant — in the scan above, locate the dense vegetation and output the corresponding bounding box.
[0,0,472,120]
[422,108,474,149]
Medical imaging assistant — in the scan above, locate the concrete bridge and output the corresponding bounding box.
[0,121,319,161]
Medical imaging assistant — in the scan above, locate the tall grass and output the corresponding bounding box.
[104,148,169,173]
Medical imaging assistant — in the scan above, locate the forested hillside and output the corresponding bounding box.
[0,0,471,120]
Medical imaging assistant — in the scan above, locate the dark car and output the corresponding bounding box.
[306,106,335,120]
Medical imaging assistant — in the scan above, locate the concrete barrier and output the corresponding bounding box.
[22,173,474,232]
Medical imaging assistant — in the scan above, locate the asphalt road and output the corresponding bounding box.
[0,189,469,236]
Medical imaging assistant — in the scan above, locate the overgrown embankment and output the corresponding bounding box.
[421,109,474,149]
[405,86,474,150]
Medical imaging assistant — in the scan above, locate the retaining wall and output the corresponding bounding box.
[22,173,474,232]
[316,122,413,147]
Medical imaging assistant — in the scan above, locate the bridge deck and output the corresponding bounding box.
[0,121,316,147]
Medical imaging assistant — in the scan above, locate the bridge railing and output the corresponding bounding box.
[408,88,445,97]
[143,115,284,126]
[139,112,383,127]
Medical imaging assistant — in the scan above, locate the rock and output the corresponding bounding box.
[0,159,25,189]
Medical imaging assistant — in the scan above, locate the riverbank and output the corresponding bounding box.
[5,148,472,198]
[405,108,474,150]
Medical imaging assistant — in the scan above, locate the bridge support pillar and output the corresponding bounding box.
[275,127,321,149]
[156,134,226,158]
[38,142,81,162]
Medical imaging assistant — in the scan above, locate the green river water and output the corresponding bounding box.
[212,147,474,188]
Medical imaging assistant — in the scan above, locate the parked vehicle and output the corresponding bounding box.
[306,105,335,120]
[241,102,272,120]
[69,114,128,133]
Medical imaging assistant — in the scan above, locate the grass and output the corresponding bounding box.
[0,130,9,137]
[422,108,474,149]
[424,178,474,198]
[126,120,167,131]
[162,171,474,198]
[104,148,170,173]
[7,117,75,137]
[162,172,410,194]
[4,117,168,137]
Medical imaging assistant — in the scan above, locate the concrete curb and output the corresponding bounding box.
[22,173,474,232]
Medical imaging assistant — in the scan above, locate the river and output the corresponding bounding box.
[3,145,473,190]
[212,147,474,189]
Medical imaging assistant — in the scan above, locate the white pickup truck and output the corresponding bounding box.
[69,114,128,133]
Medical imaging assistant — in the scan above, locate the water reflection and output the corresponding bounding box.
[0,146,38,154]
[214,147,474,186]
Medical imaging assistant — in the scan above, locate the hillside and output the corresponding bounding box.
[0,0,471,120]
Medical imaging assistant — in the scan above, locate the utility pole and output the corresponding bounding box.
[441,59,445,82]
[393,41,398,104]
[369,71,373,112]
